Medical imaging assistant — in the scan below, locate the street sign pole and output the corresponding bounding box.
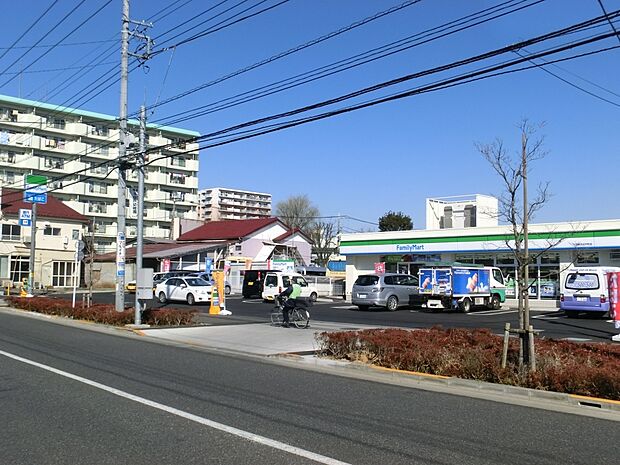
[27,203,37,296]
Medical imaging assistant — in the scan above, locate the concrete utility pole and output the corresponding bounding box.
[115,0,130,312]
[134,105,146,325]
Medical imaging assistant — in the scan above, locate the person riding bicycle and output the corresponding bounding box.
[278,279,302,328]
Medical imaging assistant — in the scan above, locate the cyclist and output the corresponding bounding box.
[278,279,302,328]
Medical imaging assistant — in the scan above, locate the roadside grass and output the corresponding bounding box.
[317,327,620,401]
[5,296,196,326]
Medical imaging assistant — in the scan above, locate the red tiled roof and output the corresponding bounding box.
[177,217,281,241]
[273,227,312,244]
[0,187,88,223]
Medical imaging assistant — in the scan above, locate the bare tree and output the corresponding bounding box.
[275,194,320,234]
[476,119,549,371]
[309,221,338,267]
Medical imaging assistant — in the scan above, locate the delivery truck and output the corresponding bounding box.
[419,266,507,312]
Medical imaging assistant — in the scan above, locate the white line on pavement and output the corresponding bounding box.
[467,309,517,316]
[0,350,351,465]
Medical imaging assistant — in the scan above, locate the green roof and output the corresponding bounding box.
[0,94,200,137]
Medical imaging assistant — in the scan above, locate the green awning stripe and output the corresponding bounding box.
[340,229,620,247]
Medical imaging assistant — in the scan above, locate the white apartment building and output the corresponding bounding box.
[0,94,200,252]
[198,187,271,221]
[425,194,499,229]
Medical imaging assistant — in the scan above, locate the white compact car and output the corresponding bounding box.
[155,277,212,305]
[261,272,318,302]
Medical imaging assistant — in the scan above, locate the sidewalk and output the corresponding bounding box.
[135,320,382,356]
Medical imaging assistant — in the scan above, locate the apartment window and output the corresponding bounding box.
[3,171,16,183]
[47,118,66,130]
[72,229,80,240]
[52,261,75,287]
[93,221,107,233]
[1,224,21,241]
[91,144,109,156]
[0,151,16,163]
[89,124,109,136]
[44,156,64,169]
[88,202,107,214]
[44,226,61,236]
[167,190,185,201]
[49,180,63,189]
[170,172,186,185]
[89,162,107,175]
[45,137,65,149]
[171,156,186,167]
[0,107,18,122]
[88,182,108,195]
[170,137,186,149]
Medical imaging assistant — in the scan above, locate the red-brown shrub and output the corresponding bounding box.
[317,327,620,400]
[6,296,196,327]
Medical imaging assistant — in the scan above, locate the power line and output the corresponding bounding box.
[3,11,618,205]
[0,1,88,84]
[0,39,116,51]
[142,0,423,115]
[0,0,59,63]
[152,0,546,127]
[0,0,114,90]
[513,49,620,107]
[153,0,236,42]
[0,61,117,76]
[154,0,291,51]
[597,0,620,45]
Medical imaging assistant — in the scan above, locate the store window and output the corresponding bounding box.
[9,256,29,283]
[575,251,599,265]
[52,261,75,287]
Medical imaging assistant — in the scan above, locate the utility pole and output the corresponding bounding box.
[134,105,146,325]
[115,0,130,312]
[27,203,37,296]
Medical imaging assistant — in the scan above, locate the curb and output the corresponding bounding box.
[2,304,618,419]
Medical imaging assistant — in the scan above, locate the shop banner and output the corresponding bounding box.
[608,272,620,329]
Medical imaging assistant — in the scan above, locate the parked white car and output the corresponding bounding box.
[261,272,318,302]
[155,277,212,305]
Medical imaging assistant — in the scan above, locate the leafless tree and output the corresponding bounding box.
[275,195,320,234]
[476,119,550,370]
[309,221,338,267]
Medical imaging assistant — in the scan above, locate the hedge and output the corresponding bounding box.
[317,327,620,400]
[5,296,196,326]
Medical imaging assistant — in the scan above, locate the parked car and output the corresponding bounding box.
[191,272,231,296]
[261,272,318,302]
[352,273,423,311]
[125,281,137,293]
[155,276,212,305]
[242,270,278,298]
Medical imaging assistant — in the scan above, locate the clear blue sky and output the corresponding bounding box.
[2,0,619,232]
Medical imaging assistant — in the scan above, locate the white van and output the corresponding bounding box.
[261,272,319,302]
[560,266,620,318]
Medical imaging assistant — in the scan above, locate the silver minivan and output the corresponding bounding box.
[352,273,423,311]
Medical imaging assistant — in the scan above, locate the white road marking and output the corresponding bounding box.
[0,350,351,465]
[467,309,517,316]
[560,338,592,342]
[532,315,562,320]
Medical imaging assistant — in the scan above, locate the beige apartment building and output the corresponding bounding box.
[0,94,200,253]
[198,187,271,221]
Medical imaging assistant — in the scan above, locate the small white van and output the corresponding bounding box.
[560,266,620,318]
[261,272,319,302]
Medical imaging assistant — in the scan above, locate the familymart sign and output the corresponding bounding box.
[339,229,620,255]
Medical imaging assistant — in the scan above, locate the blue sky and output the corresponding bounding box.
[2,0,620,232]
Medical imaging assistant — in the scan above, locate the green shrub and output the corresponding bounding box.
[6,296,196,327]
[317,327,620,400]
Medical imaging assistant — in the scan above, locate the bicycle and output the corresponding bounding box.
[271,296,310,329]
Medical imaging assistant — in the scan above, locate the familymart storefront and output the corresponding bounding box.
[339,219,620,302]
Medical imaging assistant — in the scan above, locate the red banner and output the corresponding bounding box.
[608,272,620,325]
[374,262,386,274]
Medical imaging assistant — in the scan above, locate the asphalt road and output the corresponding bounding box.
[0,311,617,465]
[61,291,617,342]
